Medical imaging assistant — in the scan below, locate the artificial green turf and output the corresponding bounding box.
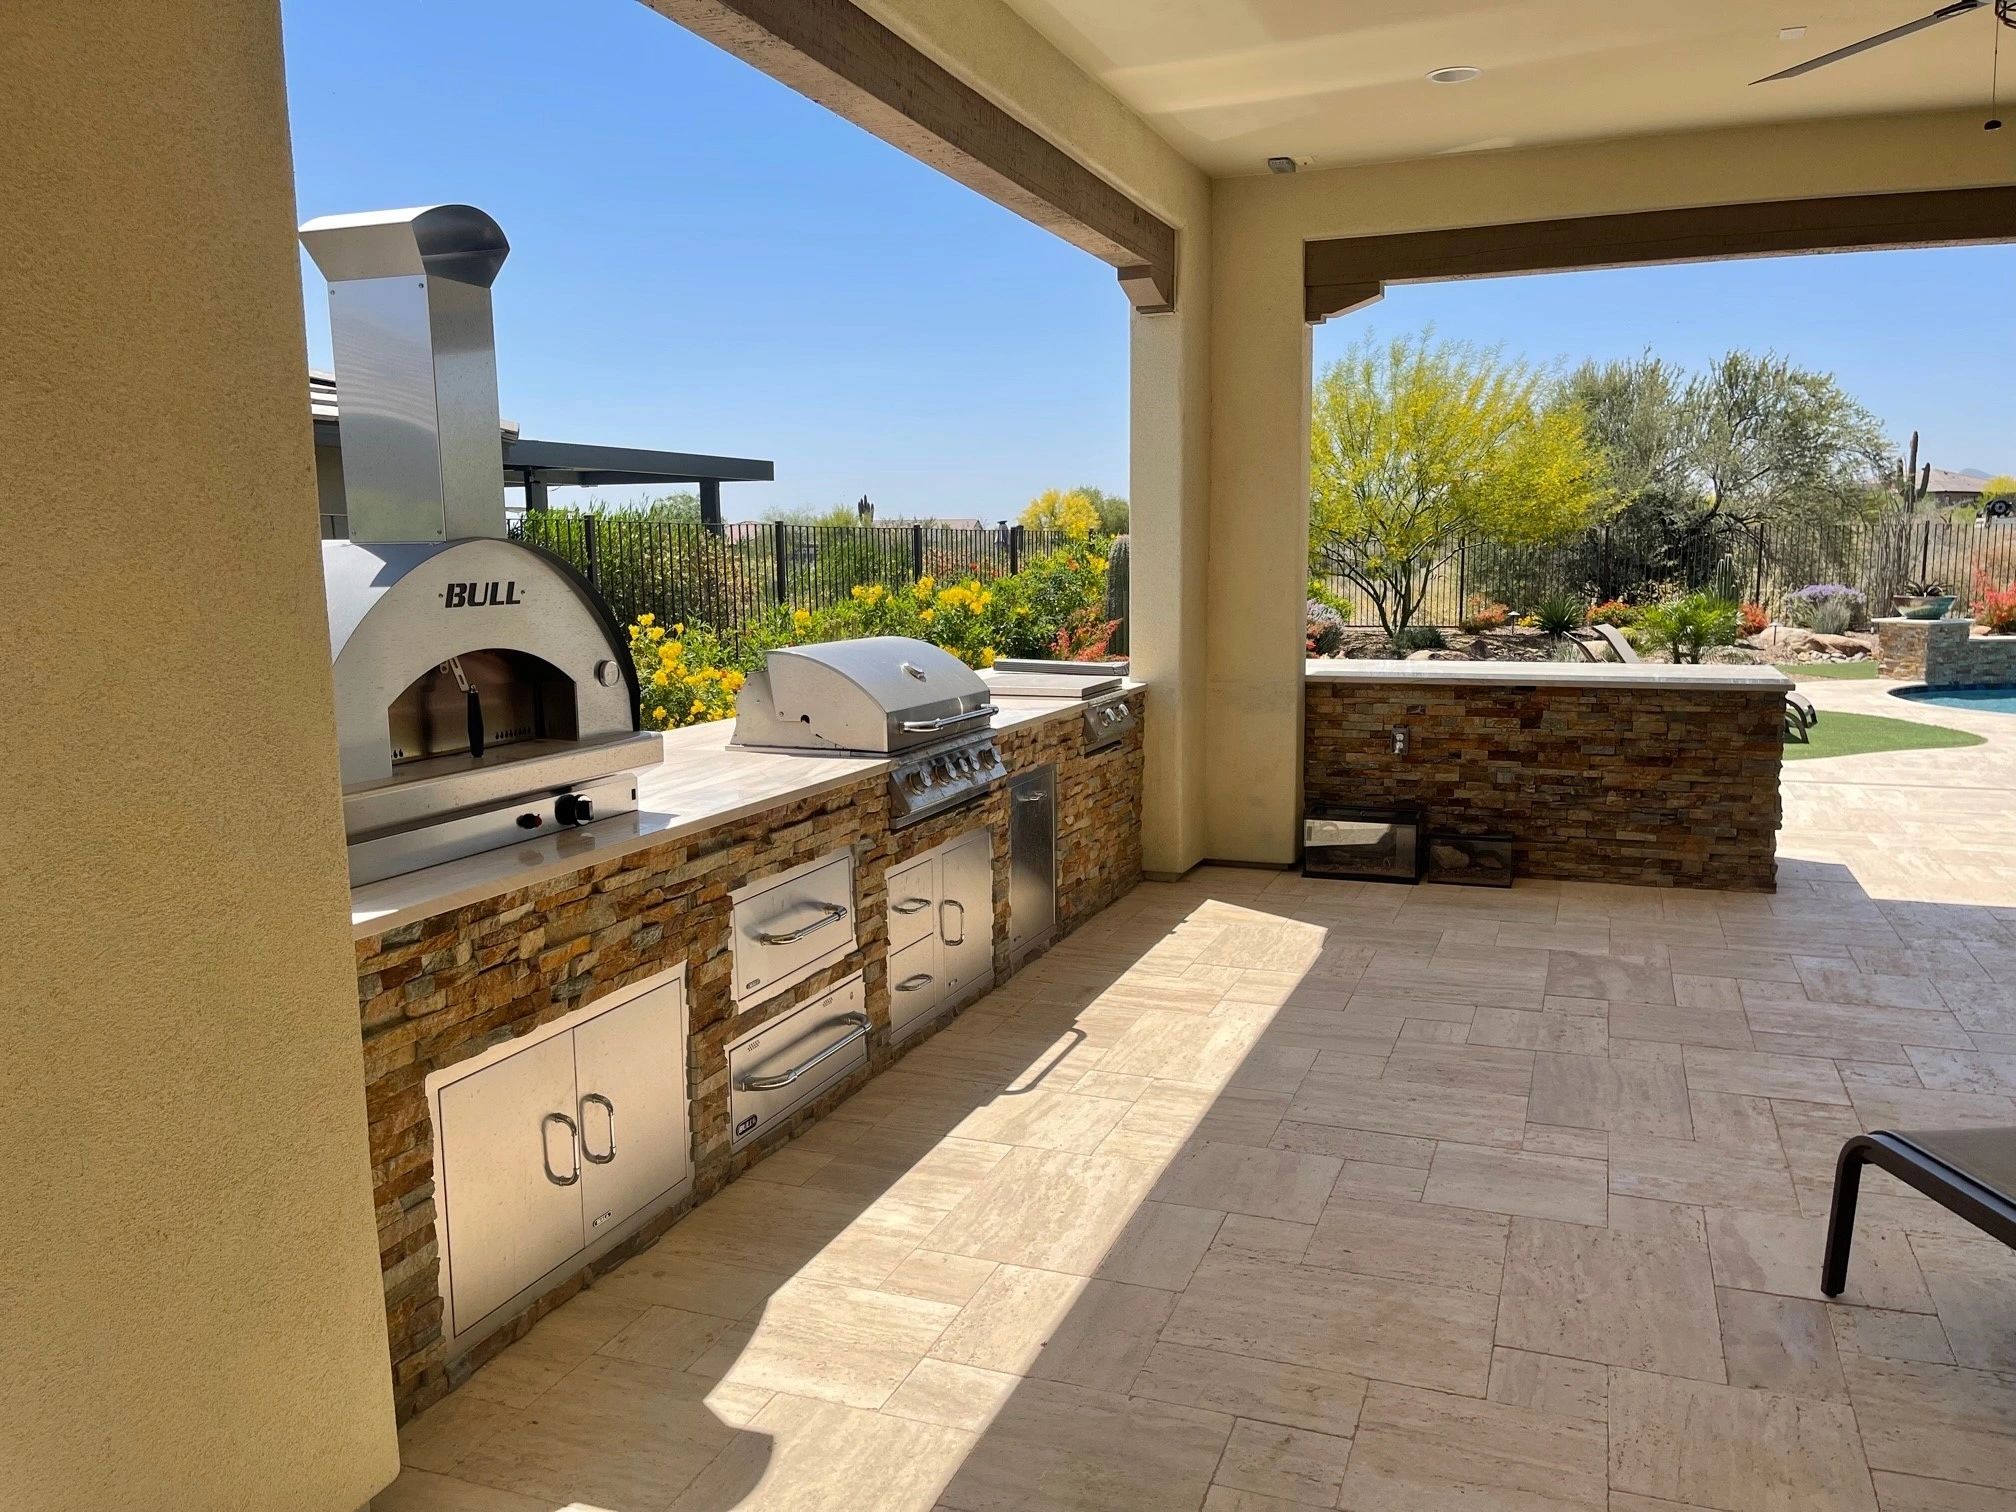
[1774,661,1881,680]
[1784,710,1985,761]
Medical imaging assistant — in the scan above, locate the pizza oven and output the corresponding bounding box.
[303,205,661,885]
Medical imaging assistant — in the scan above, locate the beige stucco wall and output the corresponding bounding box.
[858,0,1214,875]
[0,4,399,1508]
[1207,108,2016,864]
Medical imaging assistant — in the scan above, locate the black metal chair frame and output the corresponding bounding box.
[1822,1131,2016,1296]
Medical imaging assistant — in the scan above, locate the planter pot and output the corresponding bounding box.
[1892,595,1958,620]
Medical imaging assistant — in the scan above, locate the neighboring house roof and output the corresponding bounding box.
[309,370,771,487]
[1926,468,1997,497]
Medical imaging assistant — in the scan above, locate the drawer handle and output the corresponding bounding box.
[940,898,967,947]
[898,704,997,733]
[895,972,935,992]
[756,902,849,945]
[540,1111,581,1187]
[739,1012,871,1091]
[892,896,932,915]
[1016,790,1048,803]
[580,1092,616,1165]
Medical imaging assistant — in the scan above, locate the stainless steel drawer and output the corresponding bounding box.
[886,854,937,953]
[731,850,857,1007]
[886,933,940,1039]
[727,975,869,1149]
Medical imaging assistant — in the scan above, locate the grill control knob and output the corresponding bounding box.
[555,794,595,826]
[905,772,927,794]
[978,748,998,768]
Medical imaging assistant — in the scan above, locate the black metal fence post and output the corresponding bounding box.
[1009,525,1023,575]
[1753,522,1767,604]
[772,520,789,608]
[583,514,600,588]
[911,524,926,581]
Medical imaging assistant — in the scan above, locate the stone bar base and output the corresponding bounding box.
[1304,661,1786,891]
[1876,617,2016,686]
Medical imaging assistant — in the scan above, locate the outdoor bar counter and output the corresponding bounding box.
[1304,658,1792,891]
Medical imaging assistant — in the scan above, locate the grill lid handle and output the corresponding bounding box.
[899,704,999,734]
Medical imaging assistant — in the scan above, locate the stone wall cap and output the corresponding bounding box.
[1873,616,1976,627]
[1305,657,1794,692]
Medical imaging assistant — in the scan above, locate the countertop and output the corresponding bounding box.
[350,676,1140,938]
[1304,657,1794,692]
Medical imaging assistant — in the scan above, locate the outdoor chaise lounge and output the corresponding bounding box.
[1585,622,1819,743]
[1822,1128,2016,1295]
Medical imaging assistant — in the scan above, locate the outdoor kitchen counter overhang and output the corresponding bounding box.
[350,678,1139,935]
[1304,658,1793,891]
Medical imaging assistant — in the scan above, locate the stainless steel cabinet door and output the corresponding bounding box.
[573,980,690,1246]
[437,1032,584,1337]
[1009,766,1057,956]
[938,828,994,995]
[886,931,941,1038]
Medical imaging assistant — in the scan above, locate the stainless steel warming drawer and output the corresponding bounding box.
[727,975,869,1150]
[730,849,857,1008]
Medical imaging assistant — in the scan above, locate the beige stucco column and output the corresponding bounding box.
[1201,181,1314,865]
[1,4,399,1507]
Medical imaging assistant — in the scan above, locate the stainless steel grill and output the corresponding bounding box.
[304,205,661,885]
[731,637,1001,827]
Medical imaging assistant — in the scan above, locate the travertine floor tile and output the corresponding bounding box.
[1546,951,1674,1005]
[395,1385,516,1475]
[370,1469,549,1512]
[1682,1046,1851,1105]
[1846,1356,2016,1492]
[934,1378,1231,1512]
[1129,1341,1367,1438]
[1339,1382,1607,1512]
[1093,1199,1224,1289]
[597,1304,738,1373]
[1608,1366,1876,1511]
[457,1292,646,1409]
[1869,1470,2016,1510]
[1380,1042,1534,1096]
[1469,1006,1609,1054]
[928,1264,1171,1392]
[1216,1418,1353,1508]
[1420,1143,1608,1225]
[1285,1072,1527,1149]
[883,1358,1020,1433]
[923,1146,1158,1275]
[1150,1141,1342,1223]
[1705,1207,1934,1312]
[1828,1304,1956,1366]
[1212,1213,1316,1263]
[671,1392,972,1511]
[1608,1132,1799,1213]
[700,1277,959,1409]
[1908,1232,2016,1372]
[1303,1194,1509,1294]
[1714,1286,1848,1401]
[1529,1054,1692,1139]
[1164,1250,1496,1395]
[1486,1348,1608,1422]
[1498,1218,1725,1383]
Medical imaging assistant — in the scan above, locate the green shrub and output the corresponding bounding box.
[1634,593,1741,664]
[1391,624,1447,654]
[1530,591,1587,637]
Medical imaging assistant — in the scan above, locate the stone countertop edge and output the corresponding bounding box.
[1304,658,1795,692]
[349,683,1141,938]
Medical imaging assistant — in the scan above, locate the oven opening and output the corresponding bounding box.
[387,649,579,765]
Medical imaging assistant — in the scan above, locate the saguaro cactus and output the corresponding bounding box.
[1893,431,1932,510]
[1104,534,1130,655]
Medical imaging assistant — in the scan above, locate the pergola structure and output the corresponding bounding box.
[12,2,2016,1505]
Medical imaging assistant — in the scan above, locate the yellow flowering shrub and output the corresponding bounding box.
[627,616,743,729]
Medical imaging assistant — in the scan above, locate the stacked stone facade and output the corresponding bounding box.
[1304,678,1782,890]
[1877,617,2016,687]
[354,695,1143,1418]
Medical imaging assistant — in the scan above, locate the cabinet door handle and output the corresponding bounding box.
[939,898,967,946]
[891,895,932,915]
[739,1012,872,1091]
[540,1112,581,1187]
[1016,790,1048,803]
[580,1093,616,1165]
[756,902,848,945]
[895,972,935,992]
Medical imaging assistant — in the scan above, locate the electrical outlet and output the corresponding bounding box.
[1392,728,1409,755]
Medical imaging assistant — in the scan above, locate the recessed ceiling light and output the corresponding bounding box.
[1426,65,1482,84]
[1266,155,1299,174]
[1779,26,1807,40]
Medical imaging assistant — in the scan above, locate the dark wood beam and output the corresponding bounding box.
[643,0,1178,311]
[1306,185,2016,322]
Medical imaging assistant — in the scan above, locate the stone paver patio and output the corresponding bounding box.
[379,676,2016,1511]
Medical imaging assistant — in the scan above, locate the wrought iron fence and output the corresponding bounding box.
[499,515,1094,643]
[1317,512,2016,629]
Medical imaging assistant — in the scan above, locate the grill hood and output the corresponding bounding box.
[732,638,996,755]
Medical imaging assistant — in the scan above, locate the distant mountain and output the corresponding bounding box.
[1959,468,1995,480]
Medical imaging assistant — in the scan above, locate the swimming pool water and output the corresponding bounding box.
[1894,686,2016,716]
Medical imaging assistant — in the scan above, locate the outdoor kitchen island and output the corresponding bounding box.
[351,678,1143,1420]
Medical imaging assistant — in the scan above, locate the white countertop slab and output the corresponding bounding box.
[351,680,1137,938]
[1305,657,1793,692]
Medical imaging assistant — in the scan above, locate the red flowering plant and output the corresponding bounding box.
[1972,570,2016,634]
[1738,602,1769,638]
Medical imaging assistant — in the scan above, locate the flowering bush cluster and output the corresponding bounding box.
[1306,598,1345,658]
[1972,570,2016,634]
[1784,583,1865,634]
[1588,599,1637,627]
[1739,601,1770,638]
[628,615,745,730]
[1457,596,1510,634]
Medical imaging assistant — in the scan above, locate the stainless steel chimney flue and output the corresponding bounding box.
[300,204,511,544]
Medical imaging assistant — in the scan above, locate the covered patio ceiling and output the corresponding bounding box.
[997,0,2012,175]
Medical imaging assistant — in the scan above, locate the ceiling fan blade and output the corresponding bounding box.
[1752,0,1984,84]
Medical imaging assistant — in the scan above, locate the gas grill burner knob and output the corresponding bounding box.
[555,794,595,826]
[905,772,927,795]
[516,812,544,830]
[978,748,998,767]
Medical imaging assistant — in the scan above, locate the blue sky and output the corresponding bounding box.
[284,1,2011,522]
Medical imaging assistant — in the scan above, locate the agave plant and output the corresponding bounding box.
[1529,591,1588,639]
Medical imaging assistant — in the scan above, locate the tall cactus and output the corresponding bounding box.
[1104,534,1130,655]
[1893,431,1931,511]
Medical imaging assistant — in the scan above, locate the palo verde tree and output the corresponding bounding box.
[1020,487,1102,540]
[1309,332,1613,641]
